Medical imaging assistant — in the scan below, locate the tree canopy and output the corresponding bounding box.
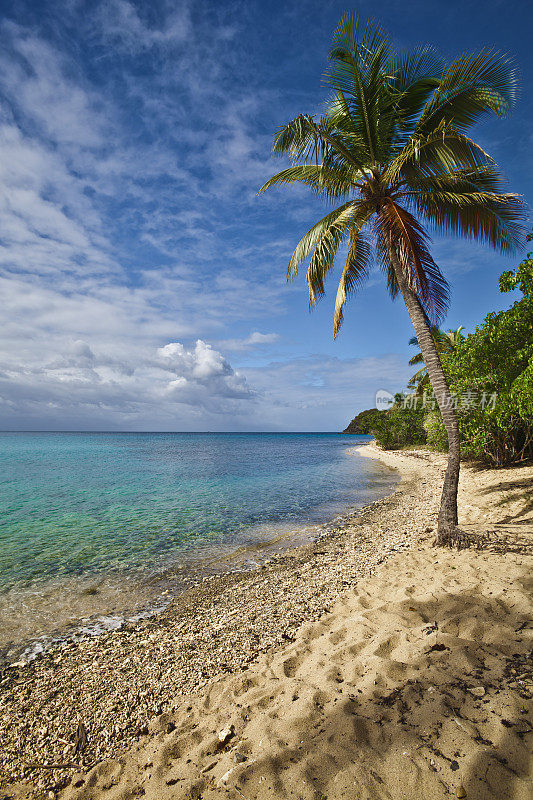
[260,14,524,337]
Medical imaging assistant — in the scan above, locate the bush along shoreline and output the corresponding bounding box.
[343,244,533,467]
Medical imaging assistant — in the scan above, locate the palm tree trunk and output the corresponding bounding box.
[390,255,461,545]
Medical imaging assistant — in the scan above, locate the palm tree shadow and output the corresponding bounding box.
[478,476,533,524]
[236,578,532,800]
[454,472,533,554]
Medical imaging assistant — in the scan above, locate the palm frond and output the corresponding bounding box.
[408,187,525,252]
[333,228,372,336]
[446,326,464,347]
[323,93,382,168]
[305,204,362,307]
[398,166,525,250]
[272,114,324,163]
[286,202,355,281]
[388,47,444,131]
[400,165,507,194]
[375,229,399,300]
[324,91,368,147]
[408,352,425,366]
[325,14,393,164]
[408,366,430,391]
[328,14,391,86]
[409,324,463,363]
[258,164,358,200]
[274,113,369,174]
[328,12,361,59]
[385,124,494,184]
[375,200,450,323]
[416,49,517,134]
[389,46,444,96]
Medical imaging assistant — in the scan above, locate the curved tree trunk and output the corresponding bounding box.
[390,255,461,546]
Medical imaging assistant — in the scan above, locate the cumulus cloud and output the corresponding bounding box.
[0,332,411,431]
[157,340,252,397]
[0,338,255,430]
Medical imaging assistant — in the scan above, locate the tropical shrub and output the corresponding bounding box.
[419,247,533,464]
[343,408,382,434]
[424,410,448,451]
[444,247,533,465]
[371,399,427,450]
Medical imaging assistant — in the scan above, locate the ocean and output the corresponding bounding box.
[0,432,396,662]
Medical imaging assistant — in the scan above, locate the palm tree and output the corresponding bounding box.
[408,326,464,394]
[259,14,524,546]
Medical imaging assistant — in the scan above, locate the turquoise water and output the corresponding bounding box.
[0,432,395,656]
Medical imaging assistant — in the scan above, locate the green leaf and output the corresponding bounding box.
[416,49,517,134]
[258,164,358,200]
[333,228,372,336]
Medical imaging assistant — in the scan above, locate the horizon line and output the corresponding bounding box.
[0,430,364,435]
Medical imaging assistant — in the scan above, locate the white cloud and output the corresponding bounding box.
[91,0,193,53]
[0,329,411,431]
[0,337,255,430]
[157,339,249,388]
[241,352,413,430]
[0,267,286,429]
[0,22,105,148]
[0,123,116,278]
[0,4,284,282]
[217,331,280,351]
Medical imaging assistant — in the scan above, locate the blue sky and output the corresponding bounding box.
[0,0,531,431]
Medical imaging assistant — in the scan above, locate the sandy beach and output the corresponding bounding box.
[2,445,532,799]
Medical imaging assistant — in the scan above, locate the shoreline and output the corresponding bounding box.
[2,445,531,799]
[2,443,436,795]
[1,444,398,667]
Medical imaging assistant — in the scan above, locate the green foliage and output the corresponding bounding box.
[499,232,533,296]
[424,410,448,451]
[443,246,533,465]
[404,247,533,465]
[408,325,464,393]
[343,408,381,434]
[370,398,427,450]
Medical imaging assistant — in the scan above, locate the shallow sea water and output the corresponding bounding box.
[0,432,397,661]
